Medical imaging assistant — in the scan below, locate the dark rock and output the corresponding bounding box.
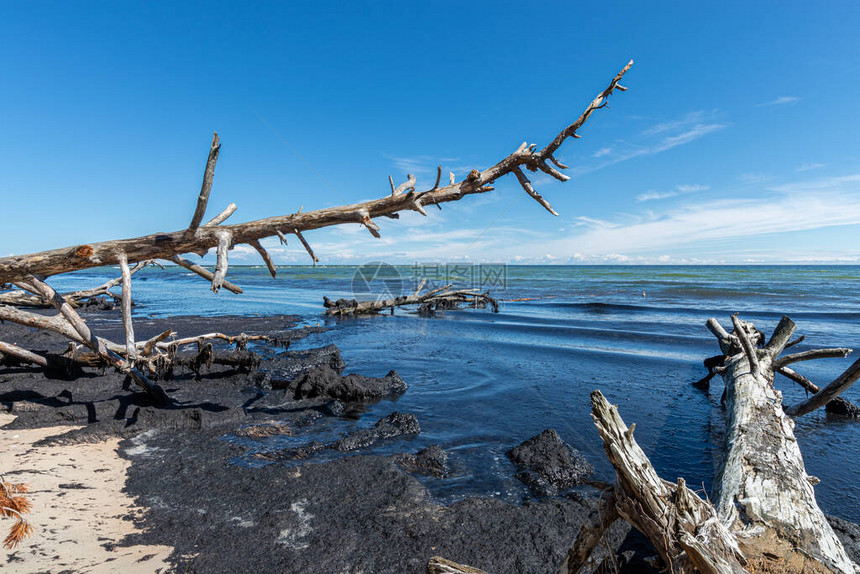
[253,371,273,390]
[123,424,623,574]
[264,412,421,461]
[335,412,420,452]
[828,515,860,565]
[289,365,407,402]
[826,397,860,418]
[396,445,449,477]
[323,400,345,416]
[506,429,593,496]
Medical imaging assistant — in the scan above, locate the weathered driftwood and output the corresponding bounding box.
[708,314,858,572]
[0,61,632,405]
[560,390,747,574]
[323,282,499,316]
[0,327,280,380]
[0,260,158,308]
[564,315,860,573]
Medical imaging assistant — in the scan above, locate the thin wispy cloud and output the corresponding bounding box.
[642,111,707,135]
[572,111,726,175]
[572,216,616,228]
[738,172,774,185]
[636,183,710,202]
[796,162,826,172]
[759,96,801,106]
[386,155,460,177]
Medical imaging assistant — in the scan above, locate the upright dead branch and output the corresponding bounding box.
[185,132,222,237]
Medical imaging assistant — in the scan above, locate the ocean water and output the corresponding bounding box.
[49,265,860,521]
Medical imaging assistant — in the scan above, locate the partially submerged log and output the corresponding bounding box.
[0,60,633,406]
[564,315,860,573]
[323,282,499,316]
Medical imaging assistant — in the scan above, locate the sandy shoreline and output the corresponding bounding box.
[1,413,173,573]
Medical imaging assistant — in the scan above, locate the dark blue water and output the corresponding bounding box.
[51,265,860,521]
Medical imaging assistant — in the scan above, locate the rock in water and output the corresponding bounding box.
[826,396,860,418]
[828,515,860,565]
[506,429,593,496]
[287,364,408,401]
[396,445,449,477]
[334,412,421,452]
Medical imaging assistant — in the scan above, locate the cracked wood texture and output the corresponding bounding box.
[710,315,858,573]
[561,390,747,574]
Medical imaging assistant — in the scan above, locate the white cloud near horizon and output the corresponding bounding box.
[218,173,860,266]
[549,173,860,257]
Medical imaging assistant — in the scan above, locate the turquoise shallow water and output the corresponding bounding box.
[49,265,860,521]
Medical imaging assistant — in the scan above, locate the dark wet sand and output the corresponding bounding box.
[2,311,857,572]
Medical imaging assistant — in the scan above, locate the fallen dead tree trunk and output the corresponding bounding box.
[0,61,633,285]
[0,61,633,405]
[426,556,486,574]
[323,282,499,316]
[562,315,860,573]
[709,314,858,572]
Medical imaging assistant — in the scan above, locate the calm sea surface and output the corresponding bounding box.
[51,265,860,521]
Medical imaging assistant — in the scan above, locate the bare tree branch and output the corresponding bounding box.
[185,132,221,237]
[0,61,633,283]
[731,313,760,376]
[785,358,860,416]
[774,347,853,369]
[118,253,136,360]
[12,276,168,405]
[204,202,237,226]
[168,255,243,294]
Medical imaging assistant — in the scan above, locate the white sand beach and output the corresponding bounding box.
[0,413,173,573]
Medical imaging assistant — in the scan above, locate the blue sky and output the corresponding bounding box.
[1,1,859,264]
